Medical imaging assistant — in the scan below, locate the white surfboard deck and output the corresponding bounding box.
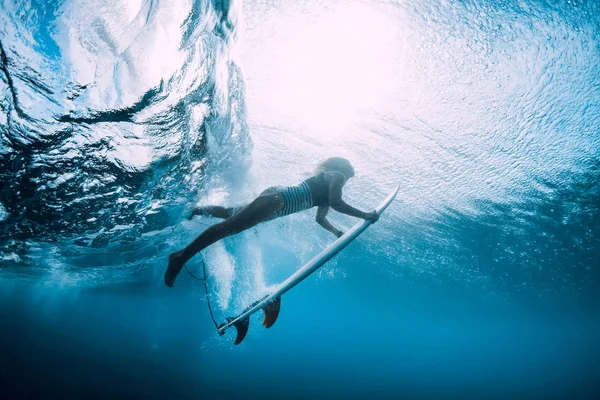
[216,184,400,340]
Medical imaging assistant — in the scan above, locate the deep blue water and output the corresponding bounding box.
[1,0,599,399]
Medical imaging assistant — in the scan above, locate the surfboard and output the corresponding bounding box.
[216,184,400,345]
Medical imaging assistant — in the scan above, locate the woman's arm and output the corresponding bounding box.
[326,172,379,222]
[315,206,344,238]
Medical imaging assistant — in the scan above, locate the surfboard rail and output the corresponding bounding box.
[216,184,400,345]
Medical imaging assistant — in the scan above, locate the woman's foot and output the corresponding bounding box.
[165,251,185,287]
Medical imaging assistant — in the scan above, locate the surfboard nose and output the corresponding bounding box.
[262,297,281,328]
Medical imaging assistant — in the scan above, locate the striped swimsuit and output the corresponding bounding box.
[268,181,314,220]
[230,173,327,220]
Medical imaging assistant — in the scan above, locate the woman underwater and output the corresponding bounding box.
[164,157,379,287]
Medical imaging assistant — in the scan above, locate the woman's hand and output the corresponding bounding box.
[364,211,379,223]
[335,230,344,238]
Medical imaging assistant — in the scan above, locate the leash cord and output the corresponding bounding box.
[185,259,220,330]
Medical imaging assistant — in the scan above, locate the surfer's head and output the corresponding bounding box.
[317,157,355,180]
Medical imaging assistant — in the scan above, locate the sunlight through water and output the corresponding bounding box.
[246,2,401,136]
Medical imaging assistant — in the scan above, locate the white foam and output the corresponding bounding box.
[0,203,7,222]
[205,242,235,310]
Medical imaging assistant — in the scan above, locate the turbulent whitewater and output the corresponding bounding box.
[1,0,255,286]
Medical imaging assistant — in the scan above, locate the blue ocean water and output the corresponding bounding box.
[1,0,599,399]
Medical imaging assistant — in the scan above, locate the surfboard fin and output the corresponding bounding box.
[262,297,281,328]
[227,316,250,345]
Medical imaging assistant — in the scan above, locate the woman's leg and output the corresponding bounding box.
[165,190,284,287]
[190,206,240,219]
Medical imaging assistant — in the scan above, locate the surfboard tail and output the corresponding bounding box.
[227,316,250,345]
[218,297,282,345]
[262,297,281,328]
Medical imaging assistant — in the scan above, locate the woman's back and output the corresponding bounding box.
[303,171,329,207]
